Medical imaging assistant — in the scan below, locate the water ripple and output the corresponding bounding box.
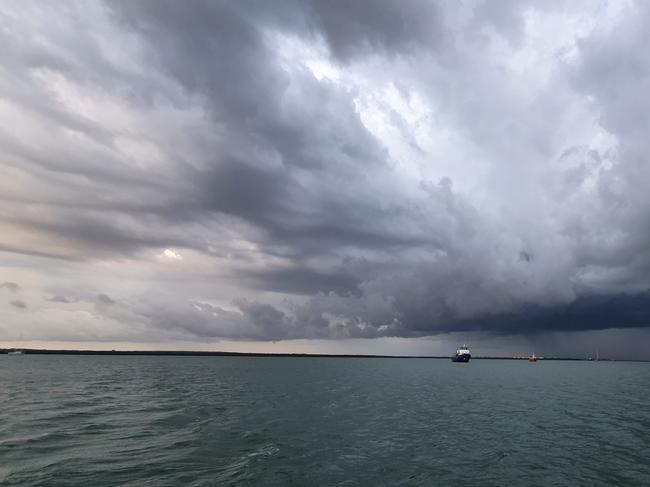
[0,356,649,486]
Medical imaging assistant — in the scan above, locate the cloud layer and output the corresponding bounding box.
[2,1,650,351]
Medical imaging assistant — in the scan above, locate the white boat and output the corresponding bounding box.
[7,350,24,355]
[451,345,471,362]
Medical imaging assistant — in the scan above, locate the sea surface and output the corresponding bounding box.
[1,355,649,486]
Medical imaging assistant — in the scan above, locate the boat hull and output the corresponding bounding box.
[451,354,471,362]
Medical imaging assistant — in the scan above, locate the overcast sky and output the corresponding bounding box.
[2,0,650,358]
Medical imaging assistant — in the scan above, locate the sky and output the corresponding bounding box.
[2,0,650,358]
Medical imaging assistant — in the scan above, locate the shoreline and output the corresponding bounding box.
[1,348,647,361]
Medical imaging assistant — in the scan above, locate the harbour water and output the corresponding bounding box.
[1,355,649,486]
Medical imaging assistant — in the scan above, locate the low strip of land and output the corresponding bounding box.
[1,348,645,361]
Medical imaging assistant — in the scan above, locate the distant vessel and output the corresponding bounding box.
[7,350,24,355]
[451,345,471,362]
[529,353,537,362]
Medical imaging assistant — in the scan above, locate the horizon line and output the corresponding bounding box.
[1,348,647,362]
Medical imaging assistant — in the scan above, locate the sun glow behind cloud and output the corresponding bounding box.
[162,249,182,260]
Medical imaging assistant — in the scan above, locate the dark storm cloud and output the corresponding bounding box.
[437,292,650,335]
[104,0,431,260]
[3,1,650,344]
[192,158,297,227]
[303,0,445,62]
[98,288,650,343]
[3,0,395,259]
[241,267,358,295]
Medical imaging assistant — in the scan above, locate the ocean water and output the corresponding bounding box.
[1,356,649,486]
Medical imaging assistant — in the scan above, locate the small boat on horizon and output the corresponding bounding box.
[451,345,471,362]
[7,350,24,355]
[529,353,537,362]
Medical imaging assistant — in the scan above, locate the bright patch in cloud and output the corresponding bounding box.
[163,249,182,260]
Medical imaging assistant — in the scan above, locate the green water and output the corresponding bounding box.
[1,356,648,486]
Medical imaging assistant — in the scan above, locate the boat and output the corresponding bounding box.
[7,349,24,355]
[451,345,471,362]
[529,353,537,362]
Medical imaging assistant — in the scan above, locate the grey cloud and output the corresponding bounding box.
[303,0,445,62]
[18,215,183,256]
[94,286,650,342]
[572,4,650,141]
[10,299,26,309]
[241,267,358,295]
[560,4,650,294]
[1,282,20,292]
[96,294,116,306]
[104,0,423,262]
[111,298,296,341]
[3,0,394,259]
[193,158,297,227]
[234,299,295,340]
[45,295,78,303]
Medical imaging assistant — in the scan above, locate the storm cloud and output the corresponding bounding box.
[2,1,650,354]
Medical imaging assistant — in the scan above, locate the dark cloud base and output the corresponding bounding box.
[447,292,650,336]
